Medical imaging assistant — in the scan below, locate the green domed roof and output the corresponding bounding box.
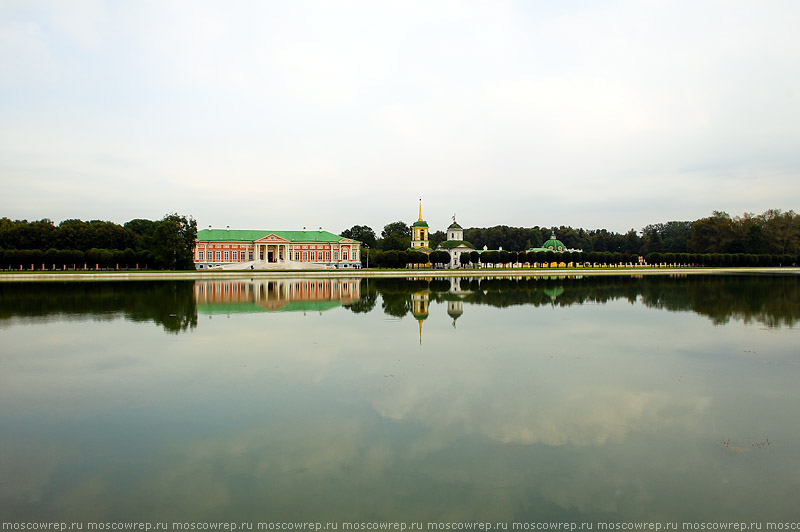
[412,220,429,228]
[542,233,566,252]
[438,240,474,249]
[447,221,462,230]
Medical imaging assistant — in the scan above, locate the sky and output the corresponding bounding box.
[1,0,799,235]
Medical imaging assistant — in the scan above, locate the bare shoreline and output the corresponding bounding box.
[1,267,799,282]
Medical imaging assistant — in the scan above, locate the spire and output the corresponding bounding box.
[418,198,423,222]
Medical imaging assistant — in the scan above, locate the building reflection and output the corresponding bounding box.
[408,276,567,342]
[194,278,361,313]
[410,289,430,344]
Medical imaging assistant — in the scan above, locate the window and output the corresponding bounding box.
[198,251,204,261]
[232,251,238,261]
[224,251,229,261]
[343,251,348,261]
[215,251,221,261]
[326,252,330,261]
[334,252,339,261]
[295,252,300,261]
[248,252,254,261]
[310,251,316,261]
[302,252,307,261]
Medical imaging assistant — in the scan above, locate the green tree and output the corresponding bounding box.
[124,219,157,250]
[408,250,429,266]
[150,214,197,270]
[379,221,411,251]
[341,225,377,249]
[640,227,666,256]
[760,209,800,254]
[429,230,446,249]
[429,250,450,268]
[688,211,736,253]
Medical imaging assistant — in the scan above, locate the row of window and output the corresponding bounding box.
[293,251,350,261]
[197,251,255,261]
[195,281,357,294]
[196,250,357,262]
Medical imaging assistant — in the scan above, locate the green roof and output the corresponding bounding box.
[438,240,475,249]
[447,222,463,230]
[538,233,566,252]
[197,300,342,314]
[196,228,357,243]
[412,220,429,228]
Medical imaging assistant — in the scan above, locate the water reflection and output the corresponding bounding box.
[1,274,799,521]
[195,278,361,314]
[358,274,800,329]
[2,275,797,332]
[0,281,198,333]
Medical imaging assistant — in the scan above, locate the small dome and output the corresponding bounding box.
[447,221,463,230]
[447,303,464,318]
[542,233,566,252]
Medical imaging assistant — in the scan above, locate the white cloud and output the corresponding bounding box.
[1,0,799,232]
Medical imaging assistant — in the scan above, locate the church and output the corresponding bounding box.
[437,217,476,268]
[411,202,476,268]
[410,202,580,268]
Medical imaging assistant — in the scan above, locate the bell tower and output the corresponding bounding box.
[411,199,429,249]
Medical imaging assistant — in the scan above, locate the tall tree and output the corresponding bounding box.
[380,221,411,251]
[150,214,197,269]
[429,230,446,249]
[760,209,800,254]
[341,225,377,248]
[687,211,736,253]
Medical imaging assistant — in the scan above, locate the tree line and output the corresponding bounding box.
[3,208,797,271]
[340,208,799,267]
[363,249,795,269]
[0,214,197,270]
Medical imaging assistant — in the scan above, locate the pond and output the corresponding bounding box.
[1,274,799,525]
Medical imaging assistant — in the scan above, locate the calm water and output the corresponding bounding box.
[1,274,799,524]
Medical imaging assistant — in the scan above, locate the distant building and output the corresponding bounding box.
[411,200,431,251]
[194,228,362,270]
[437,216,476,268]
[527,232,582,253]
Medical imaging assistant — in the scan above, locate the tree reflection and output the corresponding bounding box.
[2,274,797,333]
[0,281,198,333]
[359,275,800,328]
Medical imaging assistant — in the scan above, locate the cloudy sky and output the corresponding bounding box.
[1,0,799,235]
